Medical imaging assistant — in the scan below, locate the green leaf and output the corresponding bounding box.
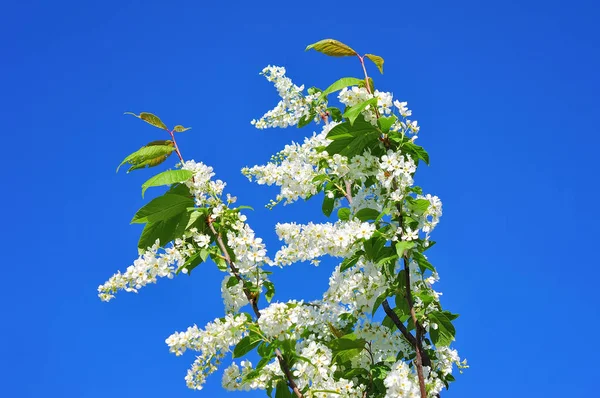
[226,276,239,288]
[372,291,389,316]
[428,311,456,347]
[318,77,364,101]
[322,184,336,217]
[354,207,380,222]
[178,251,204,275]
[407,198,430,216]
[394,290,411,318]
[363,237,385,261]
[298,110,316,128]
[185,210,206,230]
[264,281,275,302]
[402,141,430,165]
[343,97,378,125]
[412,251,436,273]
[443,311,460,321]
[377,115,397,133]
[172,125,191,133]
[210,251,228,271]
[138,210,190,251]
[124,112,168,130]
[364,54,384,74]
[327,107,343,122]
[131,194,194,224]
[141,169,193,198]
[167,183,192,197]
[305,39,357,57]
[275,379,292,398]
[117,141,175,172]
[233,334,263,358]
[325,120,381,159]
[330,336,367,352]
[337,207,351,221]
[340,250,363,272]
[395,241,415,257]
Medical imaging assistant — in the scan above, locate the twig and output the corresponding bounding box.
[207,218,303,397]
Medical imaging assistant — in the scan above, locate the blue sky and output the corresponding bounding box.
[2,0,599,396]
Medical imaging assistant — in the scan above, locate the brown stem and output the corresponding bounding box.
[403,257,428,398]
[207,219,303,397]
[382,299,417,347]
[275,349,304,398]
[167,129,185,164]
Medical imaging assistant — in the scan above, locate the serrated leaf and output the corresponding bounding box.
[131,194,194,224]
[124,112,168,130]
[173,125,191,133]
[117,142,175,172]
[127,154,170,172]
[428,311,456,347]
[365,54,384,74]
[412,251,436,273]
[141,169,193,198]
[233,335,263,358]
[325,121,381,159]
[318,77,364,101]
[402,140,430,165]
[305,39,357,57]
[138,210,190,251]
[343,97,378,125]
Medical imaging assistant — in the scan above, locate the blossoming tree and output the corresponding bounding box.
[98,39,467,398]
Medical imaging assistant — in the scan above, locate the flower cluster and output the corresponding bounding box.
[377,149,417,202]
[273,220,375,266]
[181,160,226,208]
[242,122,338,205]
[97,226,212,302]
[383,360,422,398]
[165,314,249,390]
[324,259,388,316]
[251,66,322,129]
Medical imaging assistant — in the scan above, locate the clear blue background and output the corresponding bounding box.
[2,0,598,397]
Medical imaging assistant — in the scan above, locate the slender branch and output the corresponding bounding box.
[382,299,417,346]
[275,349,304,398]
[344,180,353,204]
[207,220,261,318]
[403,257,427,398]
[167,129,185,164]
[206,218,303,397]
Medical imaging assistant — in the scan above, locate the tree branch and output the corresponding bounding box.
[382,299,417,346]
[207,218,303,397]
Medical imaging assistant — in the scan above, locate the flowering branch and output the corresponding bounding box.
[100,38,466,398]
[206,218,304,398]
